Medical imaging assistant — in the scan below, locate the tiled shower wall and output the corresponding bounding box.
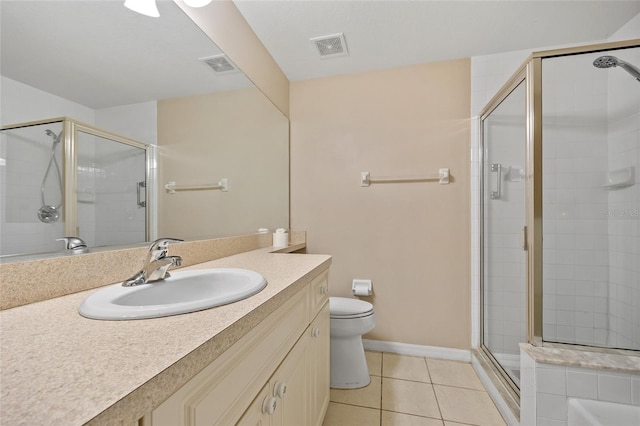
[606,47,640,349]
[77,135,98,247]
[542,46,640,350]
[0,123,66,255]
[541,54,611,347]
[520,349,640,425]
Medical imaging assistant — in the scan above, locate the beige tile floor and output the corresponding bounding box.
[322,351,507,426]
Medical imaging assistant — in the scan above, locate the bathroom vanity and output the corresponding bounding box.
[0,245,331,425]
[152,266,330,425]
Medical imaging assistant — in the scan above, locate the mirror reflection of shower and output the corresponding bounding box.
[593,55,640,82]
[38,129,63,223]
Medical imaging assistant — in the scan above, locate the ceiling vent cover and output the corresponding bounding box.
[310,33,349,58]
[199,54,239,74]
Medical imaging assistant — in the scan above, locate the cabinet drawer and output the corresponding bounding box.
[152,287,309,426]
[309,270,329,322]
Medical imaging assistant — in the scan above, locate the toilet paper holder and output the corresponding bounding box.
[352,279,373,296]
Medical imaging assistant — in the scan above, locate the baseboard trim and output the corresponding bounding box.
[362,339,471,362]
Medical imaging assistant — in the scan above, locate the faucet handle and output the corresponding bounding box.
[57,237,88,254]
[149,238,184,253]
[57,237,87,250]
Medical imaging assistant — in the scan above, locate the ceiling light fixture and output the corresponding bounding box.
[124,0,160,18]
[184,0,213,7]
[124,0,212,17]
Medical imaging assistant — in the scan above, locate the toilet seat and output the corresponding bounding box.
[330,297,373,319]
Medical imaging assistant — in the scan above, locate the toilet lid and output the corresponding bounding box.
[330,297,373,318]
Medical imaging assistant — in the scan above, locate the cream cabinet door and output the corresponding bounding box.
[309,301,330,426]
[237,383,274,426]
[152,288,309,426]
[272,332,309,426]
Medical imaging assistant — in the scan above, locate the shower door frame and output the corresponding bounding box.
[479,66,529,401]
[68,119,152,240]
[1,116,153,244]
[478,38,640,401]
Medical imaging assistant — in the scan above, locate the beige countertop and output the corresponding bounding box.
[0,247,331,425]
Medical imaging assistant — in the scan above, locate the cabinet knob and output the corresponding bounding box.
[312,327,321,338]
[274,381,287,398]
[262,396,277,415]
[320,285,328,295]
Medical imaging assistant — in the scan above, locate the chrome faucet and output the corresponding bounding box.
[57,237,88,254]
[122,238,183,287]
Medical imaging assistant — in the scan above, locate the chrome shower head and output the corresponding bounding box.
[593,55,640,82]
[593,55,618,68]
[45,129,62,145]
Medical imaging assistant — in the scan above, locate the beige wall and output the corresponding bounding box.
[290,59,471,349]
[176,0,290,117]
[158,87,289,239]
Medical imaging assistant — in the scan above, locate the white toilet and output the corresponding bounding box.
[329,297,375,389]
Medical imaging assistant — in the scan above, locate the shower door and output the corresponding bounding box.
[481,79,528,390]
[76,126,148,248]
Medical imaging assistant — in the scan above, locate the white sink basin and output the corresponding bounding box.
[79,268,267,320]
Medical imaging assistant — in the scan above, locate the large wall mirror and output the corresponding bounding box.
[0,0,289,259]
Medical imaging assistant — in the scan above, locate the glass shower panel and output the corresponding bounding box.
[541,47,640,350]
[482,81,527,386]
[0,122,65,256]
[76,130,147,248]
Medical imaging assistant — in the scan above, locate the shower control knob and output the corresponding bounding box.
[262,396,277,415]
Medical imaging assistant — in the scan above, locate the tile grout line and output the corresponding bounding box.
[335,351,503,426]
[381,409,448,422]
[379,353,384,426]
[425,356,446,423]
[433,382,497,392]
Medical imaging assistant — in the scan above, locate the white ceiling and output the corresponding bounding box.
[233,0,640,81]
[0,0,252,110]
[2,1,638,110]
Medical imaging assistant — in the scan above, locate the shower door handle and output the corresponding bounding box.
[137,181,146,207]
[490,163,502,199]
